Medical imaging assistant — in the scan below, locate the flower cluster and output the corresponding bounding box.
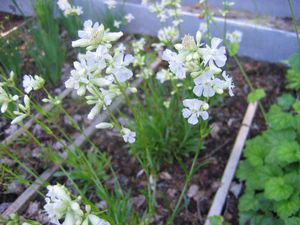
[226,30,243,44]
[22,74,45,94]
[44,184,110,225]
[104,0,117,9]
[226,30,243,56]
[149,0,182,47]
[161,32,234,125]
[66,20,137,143]
[114,13,135,29]
[0,86,18,113]
[158,26,179,45]
[57,0,83,16]
[11,95,31,125]
[0,72,47,125]
[149,0,182,25]
[71,20,123,50]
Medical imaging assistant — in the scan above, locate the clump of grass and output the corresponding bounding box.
[29,0,65,85]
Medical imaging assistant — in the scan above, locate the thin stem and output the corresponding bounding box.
[203,0,268,122]
[233,55,267,121]
[166,146,202,225]
[288,0,300,50]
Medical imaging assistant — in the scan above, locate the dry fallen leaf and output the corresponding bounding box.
[159,171,172,180]
[187,184,199,198]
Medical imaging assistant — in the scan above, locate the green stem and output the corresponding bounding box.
[166,146,202,225]
[288,0,300,50]
[233,55,268,121]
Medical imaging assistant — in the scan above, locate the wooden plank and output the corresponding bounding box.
[204,102,258,225]
[1,59,161,218]
[1,165,59,217]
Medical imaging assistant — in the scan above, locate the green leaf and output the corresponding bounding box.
[263,129,296,146]
[228,42,239,56]
[256,165,283,189]
[286,68,300,91]
[237,161,254,180]
[284,217,300,225]
[293,101,300,114]
[284,172,300,188]
[267,105,295,130]
[239,192,259,212]
[209,216,224,225]
[274,194,300,218]
[250,215,282,225]
[288,52,300,72]
[247,89,266,103]
[264,177,293,201]
[35,120,53,135]
[244,136,270,167]
[277,94,296,110]
[276,141,300,164]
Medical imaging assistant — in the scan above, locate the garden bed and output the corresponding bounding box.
[1,55,286,224]
[0,0,296,224]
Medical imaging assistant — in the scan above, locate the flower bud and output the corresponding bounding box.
[129,87,137,93]
[96,122,114,129]
[216,88,224,94]
[196,31,202,45]
[202,102,209,110]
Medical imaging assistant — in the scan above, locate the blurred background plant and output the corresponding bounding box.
[0,34,23,78]
[28,0,65,85]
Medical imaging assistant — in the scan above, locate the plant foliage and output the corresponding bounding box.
[286,52,300,90]
[237,95,300,225]
[29,0,65,85]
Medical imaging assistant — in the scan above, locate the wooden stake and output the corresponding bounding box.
[204,102,258,225]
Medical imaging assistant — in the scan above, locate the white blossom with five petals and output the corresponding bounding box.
[182,99,209,125]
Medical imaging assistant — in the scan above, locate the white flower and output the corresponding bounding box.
[44,184,83,224]
[182,99,209,125]
[201,37,227,70]
[87,102,102,120]
[100,88,116,106]
[22,75,45,93]
[125,13,135,23]
[193,70,217,97]
[72,20,123,50]
[226,30,243,44]
[158,26,179,44]
[110,53,134,82]
[132,38,145,54]
[85,85,119,120]
[86,45,111,73]
[113,20,122,28]
[88,214,110,225]
[193,70,234,97]
[156,69,173,83]
[57,0,83,16]
[57,0,71,11]
[162,49,186,79]
[104,0,117,9]
[0,87,18,113]
[221,71,234,96]
[95,122,113,129]
[122,127,136,143]
[152,42,164,54]
[11,95,30,125]
[65,58,90,96]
